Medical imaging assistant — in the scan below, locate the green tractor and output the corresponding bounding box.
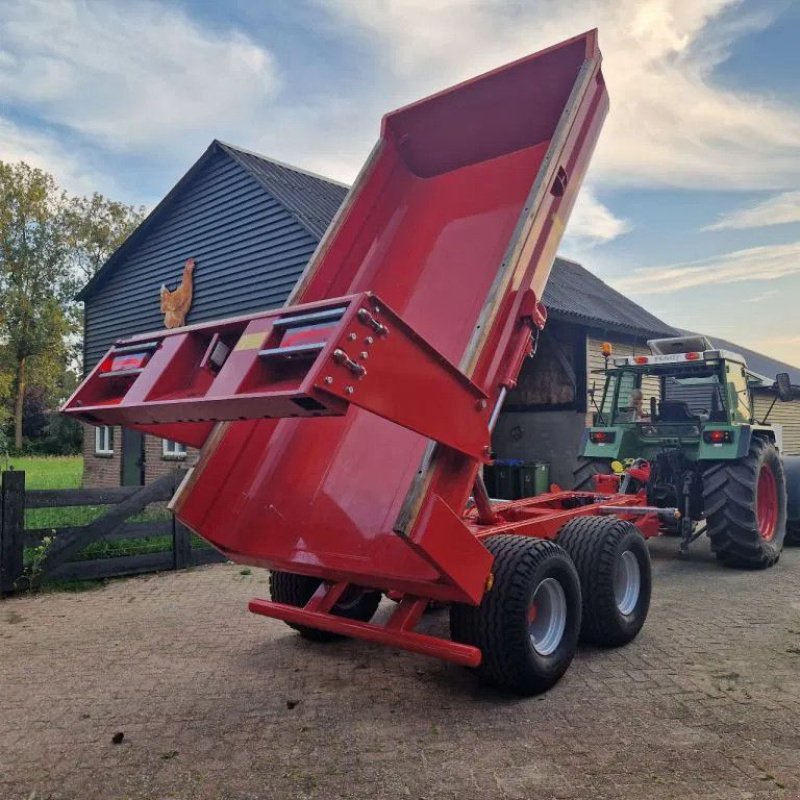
[577,334,798,568]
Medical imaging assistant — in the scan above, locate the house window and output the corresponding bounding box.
[95,426,114,456]
[162,439,187,459]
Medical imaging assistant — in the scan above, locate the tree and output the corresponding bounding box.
[0,161,144,450]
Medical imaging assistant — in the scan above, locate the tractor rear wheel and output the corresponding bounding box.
[573,457,612,491]
[557,517,651,646]
[450,536,581,695]
[268,571,381,642]
[702,437,787,568]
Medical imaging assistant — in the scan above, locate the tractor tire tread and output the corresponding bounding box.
[702,437,786,569]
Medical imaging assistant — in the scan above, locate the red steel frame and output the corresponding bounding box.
[63,30,639,668]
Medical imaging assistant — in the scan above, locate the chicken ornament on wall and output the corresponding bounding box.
[160,258,196,328]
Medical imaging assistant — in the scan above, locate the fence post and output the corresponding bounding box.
[173,519,191,570]
[0,470,26,595]
[171,469,191,570]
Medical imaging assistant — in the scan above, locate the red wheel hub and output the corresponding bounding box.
[756,463,778,542]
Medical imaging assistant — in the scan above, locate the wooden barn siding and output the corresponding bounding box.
[754,394,800,456]
[84,150,319,368]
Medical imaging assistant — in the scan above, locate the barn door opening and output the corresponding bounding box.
[121,429,145,486]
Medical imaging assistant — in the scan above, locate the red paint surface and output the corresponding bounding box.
[65,31,610,606]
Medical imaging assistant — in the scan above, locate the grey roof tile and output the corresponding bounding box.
[217,142,349,240]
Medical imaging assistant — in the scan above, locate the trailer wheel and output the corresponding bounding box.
[573,457,612,491]
[450,536,581,695]
[268,571,381,642]
[702,437,787,568]
[557,517,651,646]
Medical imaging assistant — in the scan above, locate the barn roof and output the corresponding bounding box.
[78,140,349,300]
[216,142,349,240]
[543,257,677,339]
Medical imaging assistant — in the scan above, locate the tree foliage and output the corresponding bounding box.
[0,160,144,451]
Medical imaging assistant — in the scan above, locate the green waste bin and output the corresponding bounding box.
[485,460,549,500]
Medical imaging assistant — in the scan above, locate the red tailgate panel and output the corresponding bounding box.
[113,32,609,602]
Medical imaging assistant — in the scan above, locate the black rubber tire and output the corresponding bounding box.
[450,536,581,696]
[702,437,787,569]
[573,457,613,491]
[268,571,381,642]
[557,517,652,646]
[786,521,800,547]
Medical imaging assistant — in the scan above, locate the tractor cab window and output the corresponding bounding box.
[663,375,726,421]
[726,363,752,423]
[599,371,639,423]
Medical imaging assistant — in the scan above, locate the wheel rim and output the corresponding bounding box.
[528,577,567,656]
[614,550,641,616]
[756,463,778,542]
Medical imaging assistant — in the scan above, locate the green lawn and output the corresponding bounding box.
[2,455,83,490]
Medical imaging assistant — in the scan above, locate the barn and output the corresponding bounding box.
[78,140,800,489]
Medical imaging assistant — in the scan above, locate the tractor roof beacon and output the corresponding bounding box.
[578,334,796,567]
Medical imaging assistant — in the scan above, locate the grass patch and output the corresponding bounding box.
[2,455,83,490]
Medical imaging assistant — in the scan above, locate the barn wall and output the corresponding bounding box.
[753,394,800,456]
[83,149,320,369]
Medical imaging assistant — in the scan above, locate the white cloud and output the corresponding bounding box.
[2,0,799,213]
[746,289,779,304]
[564,189,631,247]
[704,191,800,231]
[318,0,800,191]
[614,241,800,295]
[0,0,278,153]
[0,117,107,196]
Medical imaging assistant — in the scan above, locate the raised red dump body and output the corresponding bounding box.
[65,32,649,670]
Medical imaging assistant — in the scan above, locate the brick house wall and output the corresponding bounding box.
[82,425,198,487]
[82,424,121,488]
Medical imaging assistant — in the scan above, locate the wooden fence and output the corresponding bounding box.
[0,469,225,595]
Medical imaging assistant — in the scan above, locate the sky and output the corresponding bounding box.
[1,0,799,366]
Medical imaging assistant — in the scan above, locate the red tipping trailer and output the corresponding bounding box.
[65,31,666,694]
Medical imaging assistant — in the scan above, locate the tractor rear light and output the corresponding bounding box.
[590,430,616,444]
[685,351,701,361]
[703,430,732,444]
[633,356,649,364]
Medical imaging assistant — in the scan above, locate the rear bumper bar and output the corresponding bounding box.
[248,598,482,668]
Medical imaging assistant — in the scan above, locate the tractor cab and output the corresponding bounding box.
[578,335,794,566]
[583,335,766,464]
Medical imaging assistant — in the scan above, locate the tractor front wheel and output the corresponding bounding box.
[450,536,582,695]
[268,571,382,642]
[557,516,652,646]
[702,438,787,568]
